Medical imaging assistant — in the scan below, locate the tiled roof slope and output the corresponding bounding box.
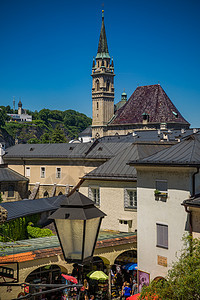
[1,196,64,220]
[4,143,91,159]
[182,194,200,207]
[131,133,200,166]
[84,142,174,180]
[0,166,28,182]
[111,85,189,126]
[0,231,136,259]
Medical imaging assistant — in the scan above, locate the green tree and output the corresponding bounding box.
[140,235,200,300]
[41,132,50,143]
[37,108,50,123]
[51,125,67,143]
[0,108,8,127]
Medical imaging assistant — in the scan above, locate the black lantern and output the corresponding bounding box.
[49,191,106,263]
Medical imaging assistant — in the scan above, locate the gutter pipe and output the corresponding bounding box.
[192,167,199,197]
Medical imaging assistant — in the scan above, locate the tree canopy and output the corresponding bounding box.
[1,106,92,144]
[140,235,200,300]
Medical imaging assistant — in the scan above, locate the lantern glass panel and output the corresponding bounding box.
[84,217,101,259]
[55,219,84,261]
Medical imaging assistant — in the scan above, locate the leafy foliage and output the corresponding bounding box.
[51,124,67,143]
[1,106,91,144]
[27,222,53,238]
[140,235,200,300]
[0,107,9,127]
[0,214,53,241]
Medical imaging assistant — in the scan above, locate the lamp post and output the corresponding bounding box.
[49,191,106,263]
[0,191,106,299]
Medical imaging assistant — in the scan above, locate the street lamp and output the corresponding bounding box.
[49,191,106,263]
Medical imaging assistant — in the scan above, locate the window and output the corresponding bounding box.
[124,189,137,208]
[96,79,100,91]
[156,180,167,193]
[43,191,49,198]
[97,102,99,110]
[26,167,30,177]
[89,187,100,206]
[157,223,168,249]
[41,167,46,178]
[8,184,14,198]
[106,80,110,91]
[56,167,61,179]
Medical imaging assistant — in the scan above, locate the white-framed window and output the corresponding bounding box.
[56,167,61,179]
[25,167,30,177]
[88,186,100,206]
[40,167,46,178]
[124,189,137,208]
[156,223,168,249]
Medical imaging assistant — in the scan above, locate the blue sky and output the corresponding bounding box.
[0,0,199,127]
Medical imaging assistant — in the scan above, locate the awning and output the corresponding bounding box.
[122,263,138,270]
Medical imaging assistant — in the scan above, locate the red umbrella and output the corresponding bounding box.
[127,293,159,300]
[61,274,78,284]
[127,294,140,300]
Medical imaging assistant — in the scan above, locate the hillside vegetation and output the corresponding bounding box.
[0,106,92,146]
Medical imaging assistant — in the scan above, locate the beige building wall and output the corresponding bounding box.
[6,159,104,198]
[80,180,137,232]
[136,166,195,281]
[191,207,200,239]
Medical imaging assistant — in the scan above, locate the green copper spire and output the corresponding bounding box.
[96,10,110,59]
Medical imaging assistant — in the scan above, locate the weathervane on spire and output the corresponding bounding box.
[102,3,104,18]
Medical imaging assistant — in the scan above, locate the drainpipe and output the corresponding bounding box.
[184,205,192,236]
[192,167,199,197]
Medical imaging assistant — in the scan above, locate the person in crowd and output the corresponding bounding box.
[123,282,131,299]
[83,278,89,300]
[120,281,127,300]
[89,295,94,300]
[132,279,138,295]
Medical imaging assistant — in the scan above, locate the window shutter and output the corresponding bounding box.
[124,189,128,208]
[88,187,93,201]
[157,224,168,248]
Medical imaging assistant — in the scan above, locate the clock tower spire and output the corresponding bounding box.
[91,10,115,139]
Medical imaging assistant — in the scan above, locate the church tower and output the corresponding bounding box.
[91,10,115,139]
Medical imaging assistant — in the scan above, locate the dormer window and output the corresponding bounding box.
[142,112,149,121]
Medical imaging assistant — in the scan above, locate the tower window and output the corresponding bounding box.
[96,80,100,91]
[106,80,110,91]
[97,102,99,110]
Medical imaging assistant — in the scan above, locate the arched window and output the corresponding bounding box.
[58,191,63,196]
[96,80,100,91]
[106,80,110,91]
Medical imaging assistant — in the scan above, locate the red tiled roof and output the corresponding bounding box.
[110,85,189,126]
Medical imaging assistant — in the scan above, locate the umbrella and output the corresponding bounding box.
[122,263,138,271]
[88,271,108,281]
[127,293,159,300]
[61,274,78,284]
[127,294,140,300]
